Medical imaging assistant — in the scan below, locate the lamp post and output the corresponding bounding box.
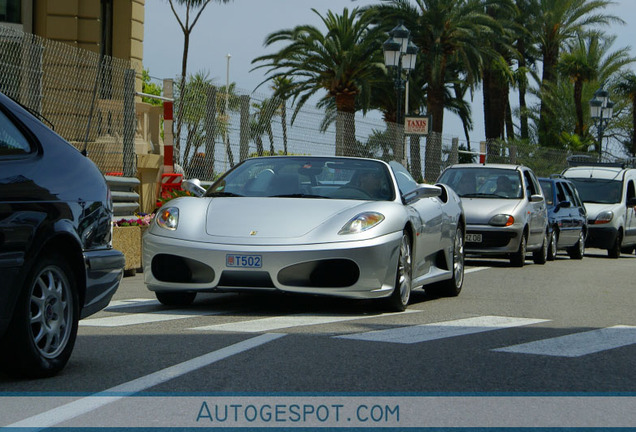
[383,22,419,161]
[589,84,614,160]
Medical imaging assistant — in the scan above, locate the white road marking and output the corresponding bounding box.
[465,266,490,274]
[6,333,285,429]
[105,298,159,310]
[80,309,225,327]
[337,315,549,344]
[190,310,421,333]
[493,325,636,357]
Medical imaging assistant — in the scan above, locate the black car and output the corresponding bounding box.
[538,176,587,260]
[0,91,124,378]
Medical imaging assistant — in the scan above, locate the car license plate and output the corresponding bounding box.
[466,234,482,243]
[226,254,262,268]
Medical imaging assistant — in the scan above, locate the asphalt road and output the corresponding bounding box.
[1,249,635,428]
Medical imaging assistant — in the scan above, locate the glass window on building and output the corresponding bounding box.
[0,0,21,24]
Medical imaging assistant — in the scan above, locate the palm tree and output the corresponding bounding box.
[270,76,295,155]
[366,0,502,181]
[252,7,385,156]
[169,0,233,163]
[614,72,636,156]
[534,0,622,145]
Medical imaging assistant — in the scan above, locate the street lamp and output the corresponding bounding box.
[383,21,419,133]
[589,85,614,159]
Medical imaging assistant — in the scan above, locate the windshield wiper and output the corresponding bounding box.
[270,194,329,198]
[461,193,500,198]
[207,191,243,197]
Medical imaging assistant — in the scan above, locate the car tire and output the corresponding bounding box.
[510,232,527,267]
[156,291,197,306]
[385,232,412,312]
[547,229,558,261]
[608,231,622,259]
[438,225,465,297]
[567,231,585,260]
[533,230,548,264]
[0,256,79,378]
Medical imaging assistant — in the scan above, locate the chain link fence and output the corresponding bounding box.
[2,25,631,185]
[0,25,137,175]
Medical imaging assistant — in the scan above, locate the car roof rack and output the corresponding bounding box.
[566,155,632,169]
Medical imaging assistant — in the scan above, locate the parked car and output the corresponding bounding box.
[562,164,636,257]
[143,156,465,312]
[0,91,125,378]
[538,177,587,260]
[437,164,548,267]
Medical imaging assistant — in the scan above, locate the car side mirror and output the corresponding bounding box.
[627,197,636,207]
[557,200,571,209]
[530,194,544,203]
[182,178,206,197]
[403,184,442,203]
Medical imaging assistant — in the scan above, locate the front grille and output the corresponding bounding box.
[218,271,275,288]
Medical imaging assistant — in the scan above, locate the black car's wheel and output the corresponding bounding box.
[533,230,549,264]
[567,230,585,260]
[385,232,412,312]
[156,291,197,306]
[547,229,558,261]
[510,232,527,267]
[608,231,622,259]
[0,256,79,378]
[438,225,465,297]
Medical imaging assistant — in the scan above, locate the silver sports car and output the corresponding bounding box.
[143,156,465,311]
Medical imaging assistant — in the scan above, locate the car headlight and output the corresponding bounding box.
[489,214,514,227]
[157,207,179,230]
[594,211,614,224]
[338,212,385,235]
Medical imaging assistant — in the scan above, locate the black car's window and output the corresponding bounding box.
[0,109,32,156]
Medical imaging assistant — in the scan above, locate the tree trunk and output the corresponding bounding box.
[410,135,422,182]
[335,92,356,156]
[574,79,584,136]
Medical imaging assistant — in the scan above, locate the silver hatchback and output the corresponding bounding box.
[438,164,548,266]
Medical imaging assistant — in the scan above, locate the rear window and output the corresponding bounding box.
[0,109,32,156]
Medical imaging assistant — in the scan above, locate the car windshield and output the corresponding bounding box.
[438,167,523,199]
[205,157,395,201]
[567,178,622,204]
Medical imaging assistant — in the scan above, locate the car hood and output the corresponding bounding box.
[461,198,523,224]
[583,202,622,219]
[206,197,361,238]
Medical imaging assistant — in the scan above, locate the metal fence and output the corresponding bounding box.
[2,25,631,185]
[0,25,136,175]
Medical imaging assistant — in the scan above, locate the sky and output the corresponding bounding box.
[142,0,636,142]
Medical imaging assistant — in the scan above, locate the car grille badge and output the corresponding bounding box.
[250,230,257,236]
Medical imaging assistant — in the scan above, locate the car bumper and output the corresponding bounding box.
[585,225,618,249]
[143,231,402,300]
[465,224,522,255]
[81,248,125,319]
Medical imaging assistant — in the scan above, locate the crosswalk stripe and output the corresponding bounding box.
[336,315,550,344]
[190,310,421,333]
[80,310,225,327]
[493,325,636,357]
[105,298,159,311]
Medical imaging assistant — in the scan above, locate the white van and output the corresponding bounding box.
[561,165,636,257]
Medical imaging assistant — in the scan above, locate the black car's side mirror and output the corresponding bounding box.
[557,200,571,209]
